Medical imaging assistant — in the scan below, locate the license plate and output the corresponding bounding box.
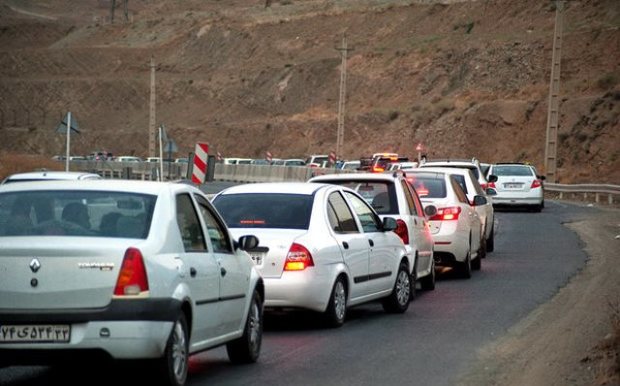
[504,183,522,189]
[0,324,71,343]
[250,253,264,265]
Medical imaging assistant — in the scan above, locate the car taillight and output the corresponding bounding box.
[284,243,314,271]
[480,183,488,190]
[394,219,409,244]
[114,247,149,296]
[531,179,542,189]
[429,206,461,221]
[487,181,496,188]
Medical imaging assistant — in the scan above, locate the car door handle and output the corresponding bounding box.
[368,239,374,247]
[220,267,227,277]
[343,241,349,249]
[190,267,197,277]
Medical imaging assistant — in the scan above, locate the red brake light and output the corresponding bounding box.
[480,183,488,190]
[429,206,461,221]
[372,166,385,173]
[394,219,409,244]
[114,247,149,296]
[531,179,542,189]
[284,243,314,271]
[488,181,496,188]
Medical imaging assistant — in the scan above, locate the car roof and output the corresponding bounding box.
[310,172,402,182]
[2,171,102,184]
[0,179,197,195]
[218,182,327,196]
[412,166,473,177]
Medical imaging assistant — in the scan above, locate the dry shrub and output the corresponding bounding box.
[0,153,62,181]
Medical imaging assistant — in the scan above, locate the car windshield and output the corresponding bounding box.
[213,193,313,229]
[0,190,156,238]
[493,165,533,176]
[408,175,447,198]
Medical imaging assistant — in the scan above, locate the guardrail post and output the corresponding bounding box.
[609,194,614,205]
[559,192,563,199]
[595,193,600,203]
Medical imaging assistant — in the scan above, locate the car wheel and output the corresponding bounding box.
[157,313,189,386]
[472,252,481,271]
[324,276,347,328]
[459,250,472,279]
[487,224,495,252]
[382,263,411,313]
[227,289,263,363]
[533,204,543,212]
[419,260,436,291]
[478,236,487,259]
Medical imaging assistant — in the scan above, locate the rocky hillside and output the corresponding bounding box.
[0,0,618,183]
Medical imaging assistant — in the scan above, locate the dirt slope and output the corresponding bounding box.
[0,0,618,183]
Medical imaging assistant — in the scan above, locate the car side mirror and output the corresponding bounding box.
[538,175,546,181]
[236,235,259,251]
[424,205,438,218]
[473,195,487,206]
[382,217,398,232]
[485,188,497,196]
[487,174,498,183]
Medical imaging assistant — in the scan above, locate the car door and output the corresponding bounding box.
[344,191,397,295]
[194,194,249,336]
[451,179,482,255]
[175,193,221,343]
[402,179,434,274]
[326,191,370,300]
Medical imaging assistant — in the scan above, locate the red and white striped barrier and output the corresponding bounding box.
[191,142,209,184]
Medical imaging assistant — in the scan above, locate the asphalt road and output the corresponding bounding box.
[0,201,596,385]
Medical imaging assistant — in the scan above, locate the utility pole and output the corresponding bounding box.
[544,0,565,183]
[336,34,353,160]
[149,57,156,157]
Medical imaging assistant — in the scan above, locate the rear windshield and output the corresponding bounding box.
[425,164,479,179]
[492,165,534,176]
[317,180,397,215]
[0,190,156,238]
[408,175,447,198]
[213,193,313,229]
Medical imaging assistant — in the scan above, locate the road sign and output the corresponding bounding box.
[216,151,222,161]
[191,142,209,184]
[329,151,337,165]
[56,112,80,134]
[266,151,273,163]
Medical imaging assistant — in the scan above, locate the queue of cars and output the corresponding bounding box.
[0,158,543,385]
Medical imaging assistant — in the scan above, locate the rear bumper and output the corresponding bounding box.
[0,298,181,362]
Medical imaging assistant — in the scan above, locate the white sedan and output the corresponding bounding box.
[486,163,545,211]
[212,182,413,327]
[406,170,485,278]
[0,180,264,386]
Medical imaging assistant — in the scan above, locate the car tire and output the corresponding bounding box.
[157,313,189,386]
[324,276,347,328]
[487,225,495,252]
[419,260,436,291]
[533,204,543,212]
[227,289,263,364]
[472,252,481,271]
[382,263,411,313]
[478,236,487,259]
[459,250,472,279]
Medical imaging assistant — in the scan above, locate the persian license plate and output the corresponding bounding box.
[0,324,71,343]
[504,183,523,189]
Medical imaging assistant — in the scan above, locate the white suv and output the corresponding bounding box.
[309,172,437,291]
[419,158,496,190]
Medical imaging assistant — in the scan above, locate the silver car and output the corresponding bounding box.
[0,180,264,386]
[212,182,413,328]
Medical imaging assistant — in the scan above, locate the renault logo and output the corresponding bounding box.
[30,258,41,273]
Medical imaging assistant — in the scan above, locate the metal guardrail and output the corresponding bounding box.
[545,183,620,204]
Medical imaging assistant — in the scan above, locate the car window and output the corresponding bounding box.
[213,193,313,229]
[176,193,207,252]
[452,174,468,195]
[404,180,424,216]
[409,175,447,198]
[450,177,469,204]
[344,191,382,233]
[320,180,397,215]
[194,194,233,254]
[492,165,534,176]
[0,190,154,238]
[400,179,416,216]
[327,192,359,233]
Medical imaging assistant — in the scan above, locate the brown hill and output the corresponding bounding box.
[0,0,618,183]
